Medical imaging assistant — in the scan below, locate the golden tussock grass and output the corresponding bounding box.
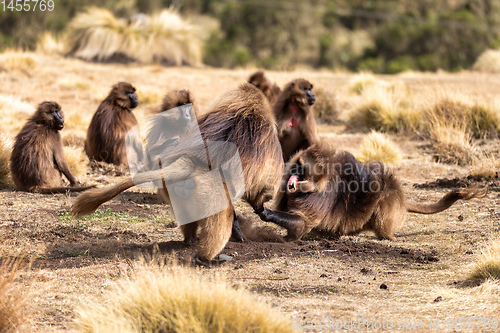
[355,131,402,167]
[427,117,476,165]
[0,242,31,333]
[0,50,37,75]
[312,87,339,124]
[348,82,421,132]
[74,263,294,333]
[63,146,89,178]
[472,49,500,73]
[137,88,163,106]
[62,131,87,147]
[35,32,65,55]
[428,97,500,139]
[66,7,203,66]
[0,135,12,187]
[348,72,379,95]
[469,153,500,179]
[0,94,33,133]
[469,241,500,282]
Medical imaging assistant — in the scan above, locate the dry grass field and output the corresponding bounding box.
[0,52,500,332]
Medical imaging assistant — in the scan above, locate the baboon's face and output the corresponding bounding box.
[112,82,138,109]
[37,101,64,131]
[287,79,316,108]
[286,149,326,193]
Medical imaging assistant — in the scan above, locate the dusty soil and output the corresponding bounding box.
[1,56,500,332]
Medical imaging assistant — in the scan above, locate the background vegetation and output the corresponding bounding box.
[2,0,500,72]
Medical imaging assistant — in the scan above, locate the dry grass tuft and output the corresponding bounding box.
[0,135,12,187]
[0,242,31,333]
[36,32,65,55]
[62,131,86,147]
[429,98,500,138]
[349,72,378,95]
[469,153,500,180]
[427,117,476,165]
[0,50,37,75]
[137,88,163,106]
[0,94,33,133]
[313,87,339,124]
[472,49,500,73]
[348,82,420,132]
[75,263,294,333]
[355,131,402,167]
[67,7,202,66]
[63,146,89,178]
[470,241,500,282]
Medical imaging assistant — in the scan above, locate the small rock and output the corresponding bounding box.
[234,264,244,270]
[337,277,342,282]
[380,283,388,290]
[434,296,443,302]
[218,254,233,262]
[320,273,328,278]
[465,250,473,255]
[361,268,371,274]
[458,215,464,221]
[274,269,283,274]
[400,249,409,255]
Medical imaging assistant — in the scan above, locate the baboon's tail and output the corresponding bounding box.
[71,178,135,218]
[36,185,96,194]
[406,187,488,214]
[71,165,189,218]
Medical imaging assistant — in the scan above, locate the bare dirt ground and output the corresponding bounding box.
[1,56,500,332]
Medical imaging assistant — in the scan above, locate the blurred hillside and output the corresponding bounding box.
[1,0,500,72]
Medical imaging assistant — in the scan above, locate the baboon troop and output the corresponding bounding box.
[10,102,92,193]
[85,82,139,167]
[72,83,283,264]
[259,144,488,241]
[5,71,489,266]
[273,78,319,161]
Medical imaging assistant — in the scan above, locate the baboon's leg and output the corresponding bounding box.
[231,211,246,242]
[180,222,198,245]
[372,197,405,240]
[195,207,234,264]
[258,207,306,241]
[249,190,273,214]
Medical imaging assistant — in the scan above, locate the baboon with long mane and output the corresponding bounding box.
[10,101,92,193]
[72,83,283,265]
[259,144,488,241]
[248,70,281,105]
[274,79,319,162]
[85,82,139,167]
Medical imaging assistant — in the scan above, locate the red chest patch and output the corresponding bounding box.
[287,117,300,127]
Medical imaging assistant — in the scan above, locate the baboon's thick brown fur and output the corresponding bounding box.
[85,82,139,167]
[260,144,488,241]
[10,101,91,193]
[273,78,319,162]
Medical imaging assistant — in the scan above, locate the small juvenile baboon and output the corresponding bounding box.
[85,82,139,167]
[259,144,488,241]
[274,79,319,162]
[72,83,283,265]
[248,70,281,105]
[10,101,93,193]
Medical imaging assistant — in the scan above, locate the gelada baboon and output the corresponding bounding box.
[248,70,281,105]
[274,78,319,162]
[259,144,488,241]
[85,82,139,167]
[72,83,283,264]
[10,101,93,193]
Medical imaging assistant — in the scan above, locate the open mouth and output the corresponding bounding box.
[287,174,299,192]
